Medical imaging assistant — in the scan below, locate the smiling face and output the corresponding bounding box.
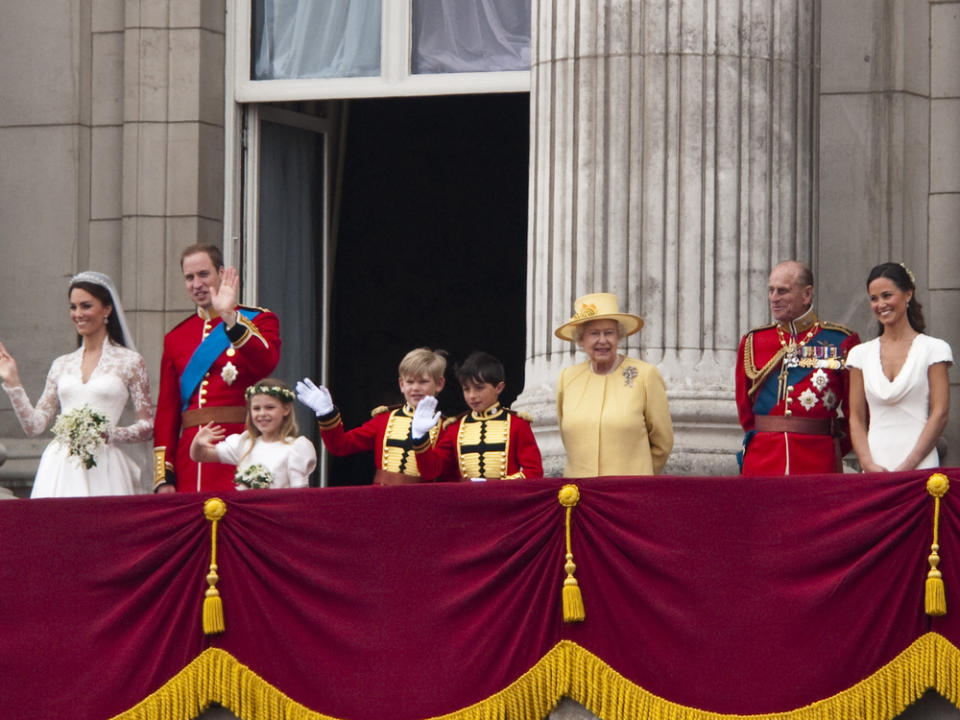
[398,374,444,409]
[249,394,291,440]
[181,251,223,310]
[69,287,111,340]
[578,319,621,372]
[868,276,912,330]
[768,264,813,323]
[461,379,505,413]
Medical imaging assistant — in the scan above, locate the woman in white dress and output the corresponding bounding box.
[847,263,952,472]
[0,272,153,497]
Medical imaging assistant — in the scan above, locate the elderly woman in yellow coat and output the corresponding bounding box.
[555,293,673,477]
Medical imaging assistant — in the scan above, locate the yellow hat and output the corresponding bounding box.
[554,293,644,341]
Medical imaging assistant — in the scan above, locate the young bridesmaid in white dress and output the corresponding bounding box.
[847,263,953,472]
[190,378,316,489]
[0,272,153,497]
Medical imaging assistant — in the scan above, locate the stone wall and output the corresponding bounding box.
[0,0,225,492]
[819,0,960,464]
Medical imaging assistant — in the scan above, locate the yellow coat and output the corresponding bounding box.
[556,356,673,477]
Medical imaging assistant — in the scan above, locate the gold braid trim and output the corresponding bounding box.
[108,634,960,720]
[743,333,789,399]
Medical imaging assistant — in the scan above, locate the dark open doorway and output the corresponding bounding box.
[327,93,529,486]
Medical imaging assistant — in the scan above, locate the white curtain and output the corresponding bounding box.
[412,0,531,73]
[253,0,381,79]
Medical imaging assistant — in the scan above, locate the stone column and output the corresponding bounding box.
[517,0,819,475]
[121,1,226,380]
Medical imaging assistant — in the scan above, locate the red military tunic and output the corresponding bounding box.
[735,309,860,475]
[416,404,544,481]
[154,306,280,492]
[318,404,441,485]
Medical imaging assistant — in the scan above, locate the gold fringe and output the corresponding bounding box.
[108,635,960,720]
[926,473,950,617]
[203,498,228,635]
[565,636,938,720]
[558,484,585,623]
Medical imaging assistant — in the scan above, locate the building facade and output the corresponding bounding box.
[1,3,959,719]
[0,2,957,484]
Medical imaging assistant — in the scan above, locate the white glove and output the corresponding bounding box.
[411,396,441,438]
[296,378,334,416]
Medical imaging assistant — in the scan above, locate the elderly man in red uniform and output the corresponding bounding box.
[154,244,281,493]
[736,261,860,475]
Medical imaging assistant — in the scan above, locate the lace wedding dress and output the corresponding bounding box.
[3,339,153,497]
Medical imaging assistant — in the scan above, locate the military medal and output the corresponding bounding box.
[221,361,238,385]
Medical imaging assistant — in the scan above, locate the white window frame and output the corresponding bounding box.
[224,0,531,269]
[230,0,530,102]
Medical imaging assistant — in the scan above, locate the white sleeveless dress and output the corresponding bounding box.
[846,334,953,470]
[3,340,154,497]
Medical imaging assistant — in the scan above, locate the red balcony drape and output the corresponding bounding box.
[1,471,958,720]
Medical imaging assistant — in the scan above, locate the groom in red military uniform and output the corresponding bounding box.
[736,261,860,475]
[154,244,280,492]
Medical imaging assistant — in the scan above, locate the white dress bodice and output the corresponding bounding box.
[846,334,953,470]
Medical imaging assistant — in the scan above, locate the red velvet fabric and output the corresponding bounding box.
[0,471,955,720]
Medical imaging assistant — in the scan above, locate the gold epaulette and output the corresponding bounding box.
[745,322,777,338]
[443,413,465,430]
[236,303,270,313]
[371,404,400,418]
[512,410,534,424]
[820,320,856,336]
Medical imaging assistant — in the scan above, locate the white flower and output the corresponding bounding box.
[52,405,108,469]
[234,463,273,489]
[799,389,819,411]
[221,361,238,385]
[811,368,829,392]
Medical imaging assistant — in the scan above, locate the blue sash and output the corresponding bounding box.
[180,308,260,411]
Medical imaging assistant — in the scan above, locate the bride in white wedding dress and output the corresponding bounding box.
[0,272,153,497]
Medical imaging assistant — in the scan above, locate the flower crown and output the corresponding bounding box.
[245,383,296,403]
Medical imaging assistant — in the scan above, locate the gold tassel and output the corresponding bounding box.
[925,473,949,617]
[558,484,585,623]
[203,498,228,635]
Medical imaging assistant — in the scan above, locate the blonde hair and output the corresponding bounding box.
[239,377,299,463]
[398,347,446,383]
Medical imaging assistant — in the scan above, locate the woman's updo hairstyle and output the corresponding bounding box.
[69,280,126,347]
[866,262,925,335]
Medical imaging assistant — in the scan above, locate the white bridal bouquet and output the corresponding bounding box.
[234,464,273,489]
[52,405,108,469]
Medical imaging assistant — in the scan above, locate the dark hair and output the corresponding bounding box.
[456,351,505,387]
[866,262,925,334]
[69,280,126,347]
[180,243,223,270]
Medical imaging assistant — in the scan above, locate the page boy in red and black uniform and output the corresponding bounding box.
[417,351,543,482]
[296,348,446,485]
